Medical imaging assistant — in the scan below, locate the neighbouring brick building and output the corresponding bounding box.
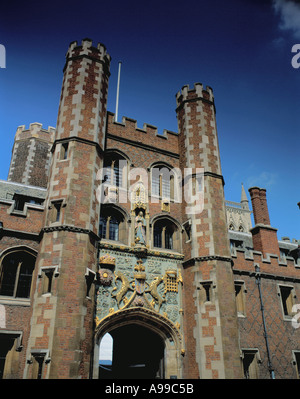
[0,38,299,379]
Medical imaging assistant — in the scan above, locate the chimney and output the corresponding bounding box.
[249,187,280,257]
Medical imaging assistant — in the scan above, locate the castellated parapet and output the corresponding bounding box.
[175,83,215,108]
[64,38,111,74]
[106,112,179,155]
[14,122,55,141]
[8,123,55,188]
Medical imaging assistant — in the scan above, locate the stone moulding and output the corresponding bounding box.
[99,241,184,261]
[42,225,99,241]
[182,255,234,267]
[94,305,184,353]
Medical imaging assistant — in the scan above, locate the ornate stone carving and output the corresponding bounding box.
[99,253,116,266]
[96,249,184,333]
[111,270,133,308]
[98,268,113,286]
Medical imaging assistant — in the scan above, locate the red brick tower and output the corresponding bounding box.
[24,39,110,379]
[176,84,242,378]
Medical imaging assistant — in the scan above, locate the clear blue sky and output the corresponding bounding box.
[0,0,299,240]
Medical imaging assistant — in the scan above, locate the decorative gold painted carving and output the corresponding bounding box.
[99,253,115,266]
[134,259,146,279]
[177,270,183,284]
[111,271,132,308]
[107,259,184,332]
[162,269,183,294]
[134,259,145,272]
[146,276,165,310]
[123,297,129,305]
[131,178,147,208]
[161,200,170,212]
[95,316,100,327]
[163,270,178,293]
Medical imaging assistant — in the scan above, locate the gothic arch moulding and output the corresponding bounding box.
[93,306,184,379]
[104,148,132,164]
[0,245,38,259]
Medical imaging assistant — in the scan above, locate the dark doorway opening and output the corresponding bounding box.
[99,324,165,379]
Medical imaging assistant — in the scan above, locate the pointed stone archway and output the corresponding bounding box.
[93,307,184,379]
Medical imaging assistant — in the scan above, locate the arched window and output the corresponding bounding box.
[99,206,127,243]
[100,215,121,241]
[153,218,180,252]
[151,164,176,200]
[165,226,174,250]
[103,152,128,188]
[109,216,120,241]
[0,250,36,298]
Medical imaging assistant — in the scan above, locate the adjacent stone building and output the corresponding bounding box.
[0,39,299,379]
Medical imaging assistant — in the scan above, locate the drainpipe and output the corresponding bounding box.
[255,264,275,379]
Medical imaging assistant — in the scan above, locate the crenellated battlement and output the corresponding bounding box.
[232,246,300,271]
[175,82,214,107]
[107,111,179,154]
[15,122,55,143]
[108,112,178,138]
[65,38,111,68]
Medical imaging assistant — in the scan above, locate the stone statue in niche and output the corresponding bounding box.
[135,210,146,245]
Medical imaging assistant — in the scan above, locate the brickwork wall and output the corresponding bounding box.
[0,202,44,234]
[251,226,280,257]
[233,250,300,378]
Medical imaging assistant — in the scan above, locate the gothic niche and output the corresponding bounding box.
[135,209,146,246]
[130,178,149,248]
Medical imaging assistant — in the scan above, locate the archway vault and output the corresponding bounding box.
[94,306,184,379]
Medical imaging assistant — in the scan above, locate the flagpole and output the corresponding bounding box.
[115,61,122,122]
